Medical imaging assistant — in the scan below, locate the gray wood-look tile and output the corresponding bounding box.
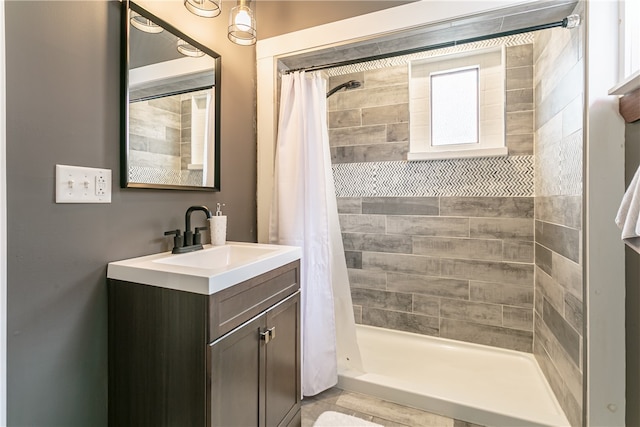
[343,233,412,254]
[387,216,469,237]
[353,305,363,324]
[454,420,485,427]
[362,307,440,336]
[506,88,534,112]
[348,268,387,290]
[337,198,362,214]
[469,217,533,240]
[149,96,182,114]
[440,318,533,352]
[362,103,409,125]
[351,288,413,312]
[339,214,386,233]
[333,84,409,111]
[533,333,566,416]
[413,236,503,261]
[535,195,582,229]
[387,273,469,299]
[506,133,534,155]
[506,111,534,134]
[412,294,440,317]
[534,315,583,404]
[535,266,564,314]
[440,197,534,218]
[505,65,533,91]
[441,258,533,287]
[329,125,387,146]
[362,252,440,276]
[336,392,454,427]
[329,109,362,129]
[534,243,553,276]
[364,65,408,88]
[535,59,583,129]
[470,280,533,308]
[503,240,534,262]
[564,291,583,334]
[387,122,410,142]
[331,142,408,163]
[552,252,583,299]
[440,298,502,326]
[543,299,581,366]
[535,220,580,263]
[506,44,534,68]
[503,306,534,331]
[362,197,439,216]
[345,251,362,269]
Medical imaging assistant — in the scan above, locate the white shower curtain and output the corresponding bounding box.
[269,71,361,396]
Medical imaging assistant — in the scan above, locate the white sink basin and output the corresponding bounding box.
[107,242,301,295]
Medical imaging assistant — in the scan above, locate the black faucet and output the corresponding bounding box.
[164,205,213,254]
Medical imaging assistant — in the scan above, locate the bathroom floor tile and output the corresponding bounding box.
[302,388,485,427]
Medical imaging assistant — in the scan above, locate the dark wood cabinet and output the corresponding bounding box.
[108,260,301,427]
[210,292,300,427]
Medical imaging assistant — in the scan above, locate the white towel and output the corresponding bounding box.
[616,165,640,253]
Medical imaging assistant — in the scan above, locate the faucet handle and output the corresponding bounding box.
[194,226,208,245]
[164,229,183,249]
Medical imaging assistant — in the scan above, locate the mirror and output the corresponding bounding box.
[121,1,221,190]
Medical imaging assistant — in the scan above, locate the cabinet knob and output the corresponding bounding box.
[260,327,276,343]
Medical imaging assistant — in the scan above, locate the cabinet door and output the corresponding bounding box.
[209,315,265,427]
[264,292,301,427]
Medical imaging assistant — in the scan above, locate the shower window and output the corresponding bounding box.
[408,46,507,160]
[430,67,479,146]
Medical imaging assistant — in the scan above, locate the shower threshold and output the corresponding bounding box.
[338,325,570,427]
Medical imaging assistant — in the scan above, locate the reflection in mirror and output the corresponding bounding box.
[122,1,221,190]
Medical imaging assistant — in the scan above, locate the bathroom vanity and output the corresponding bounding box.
[107,243,302,426]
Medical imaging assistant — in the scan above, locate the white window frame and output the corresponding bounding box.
[620,0,640,81]
[408,46,507,161]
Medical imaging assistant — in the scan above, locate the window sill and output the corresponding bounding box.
[407,147,508,161]
[609,69,640,96]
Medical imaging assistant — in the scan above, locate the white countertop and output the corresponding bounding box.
[107,242,301,295]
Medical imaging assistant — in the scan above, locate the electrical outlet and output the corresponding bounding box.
[96,174,107,196]
[56,164,112,203]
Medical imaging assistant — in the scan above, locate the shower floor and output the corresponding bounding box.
[338,325,570,427]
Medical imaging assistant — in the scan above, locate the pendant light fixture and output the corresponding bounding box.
[228,0,256,46]
[177,39,205,58]
[184,0,221,18]
[130,11,163,34]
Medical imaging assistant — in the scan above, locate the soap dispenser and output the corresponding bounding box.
[209,203,226,246]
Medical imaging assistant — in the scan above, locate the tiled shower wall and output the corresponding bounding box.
[129,96,182,169]
[128,94,204,186]
[329,42,538,353]
[532,14,584,427]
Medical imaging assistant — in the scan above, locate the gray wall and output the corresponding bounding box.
[5,1,256,425]
[626,119,640,426]
[532,15,584,427]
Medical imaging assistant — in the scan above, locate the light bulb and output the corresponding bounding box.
[234,9,251,31]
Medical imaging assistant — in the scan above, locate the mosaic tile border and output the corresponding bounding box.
[129,166,203,187]
[327,33,534,76]
[333,156,534,198]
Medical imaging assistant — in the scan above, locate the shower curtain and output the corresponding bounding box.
[269,71,361,396]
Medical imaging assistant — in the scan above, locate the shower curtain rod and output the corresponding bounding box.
[284,17,573,75]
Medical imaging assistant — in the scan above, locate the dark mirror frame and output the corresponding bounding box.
[121,0,222,191]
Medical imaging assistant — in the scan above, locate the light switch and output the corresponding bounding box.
[56,164,112,203]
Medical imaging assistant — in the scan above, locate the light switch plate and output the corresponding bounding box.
[56,164,112,203]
